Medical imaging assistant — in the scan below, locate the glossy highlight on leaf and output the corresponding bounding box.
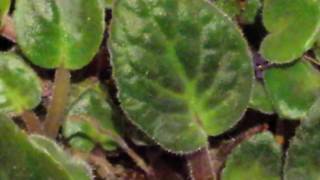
[0,52,41,114]
[285,115,320,180]
[14,0,105,69]
[0,0,10,28]
[0,114,90,180]
[64,86,118,152]
[264,60,320,119]
[260,0,320,63]
[110,0,253,152]
[249,80,274,114]
[222,132,281,180]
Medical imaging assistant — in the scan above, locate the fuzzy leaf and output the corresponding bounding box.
[264,60,320,119]
[260,0,320,63]
[0,53,41,114]
[30,135,92,180]
[249,80,274,114]
[0,114,90,180]
[0,0,10,28]
[110,0,253,152]
[64,86,118,152]
[14,0,105,69]
[223,132,281,180]
[285,115,320,180]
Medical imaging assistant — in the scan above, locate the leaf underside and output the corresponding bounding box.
[110,0,253,152]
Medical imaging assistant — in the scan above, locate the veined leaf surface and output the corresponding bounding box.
[110,0,253,152]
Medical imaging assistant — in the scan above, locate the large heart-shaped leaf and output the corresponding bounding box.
[0,114,91,180]
[14,0,105,70]
[110,0,253,152]
[264,60,320,119]
[249,80,274,114]
[63,84,118,152]
[0,0,10,28]
[222,132,281,180]
[284,110,320,180]
[260,0,320,63]
[0,52,41,114]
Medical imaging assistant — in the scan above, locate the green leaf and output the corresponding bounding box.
[30,135,92,180]
[0,114,90,180]
[110,0,253,152]
[0,0,10,28]
[222,132,281,180]
[64,85,118,152]
[260,0,320,63]
[249,80,274,114]
[14,0,105,70]
[0,52,41,114]
[241,0,261,24]
[264,60,320,119]
[285,117,320,180]
[215,0,261,24]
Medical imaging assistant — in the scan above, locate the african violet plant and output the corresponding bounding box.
[0,0,320,179]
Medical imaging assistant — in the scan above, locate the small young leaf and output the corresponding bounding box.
[0,52,41,114]
[249,80,274,114]
[14,0,105,69]
[222,132,281,180]
[0,0,10,28]
[30,135,92,180]
[110,0,253,152]
[64,86,118,152]
[0,114,88,180]
[260,0,320,63]
[284,116,320,179]
[264,60,320,119]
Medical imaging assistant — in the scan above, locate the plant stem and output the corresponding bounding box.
[21,111,43,134]
[187,147,215,180]
[0,16,16,42]
[44,67,71,138]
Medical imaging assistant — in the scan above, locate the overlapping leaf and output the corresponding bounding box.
[14,0,105,69]
[215,0,261,24]
[249,80,274,114]
[110,0,253,152]
[63,83,118,152]
[284,107,320,180]
[260,0,320,63]
[0,53,41,114]
[264,60,320,119]
[0,114,91,180]
[222,132,281,180]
